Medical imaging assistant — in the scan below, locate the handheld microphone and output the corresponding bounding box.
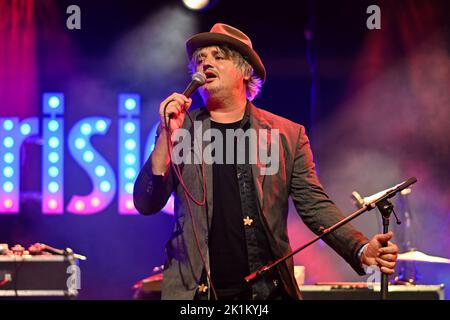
[182,72,206,98]
[167,72,206,120]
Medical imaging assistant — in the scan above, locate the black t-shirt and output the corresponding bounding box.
[209,120,249,291]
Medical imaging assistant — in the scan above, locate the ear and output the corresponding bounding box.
[240,67,251,82]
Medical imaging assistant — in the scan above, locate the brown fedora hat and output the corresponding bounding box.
[186,23,266,82]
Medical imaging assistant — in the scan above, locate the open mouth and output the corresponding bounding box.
[204,71,218,82]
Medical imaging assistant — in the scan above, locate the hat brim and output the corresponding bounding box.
[186,32,266,82]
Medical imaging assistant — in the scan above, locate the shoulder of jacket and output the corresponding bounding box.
[252,105,304,135]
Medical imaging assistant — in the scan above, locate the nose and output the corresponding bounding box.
[202,59,214,70]
[202,64,213,73]
[200,55,214,72]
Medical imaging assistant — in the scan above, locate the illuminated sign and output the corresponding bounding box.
[0,93,174,215]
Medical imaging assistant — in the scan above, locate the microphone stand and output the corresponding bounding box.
[376,198,397,300]
[244,177,417,300]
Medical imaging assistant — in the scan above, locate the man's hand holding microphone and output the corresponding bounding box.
[151,73,206,175]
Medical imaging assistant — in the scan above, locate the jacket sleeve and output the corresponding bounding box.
[289,125,369,275]
[133,152,176,215]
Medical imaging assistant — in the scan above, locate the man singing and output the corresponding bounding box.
[133,23,398,300]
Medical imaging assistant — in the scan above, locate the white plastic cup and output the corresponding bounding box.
[294,265,305,286]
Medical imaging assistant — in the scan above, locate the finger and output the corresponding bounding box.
[160,105,181,121]
[380,266,395,275]
[161,99,184,116]
[160,95,178,109]
[160,94,188,112]
[165,93,189,106]
[374,231,394,244]
[376,257,395,269]
[166,105,182,117]
[175,93,189,105]
[169,96,187,109]
[172,93,190,104]
[184,98,193,111]
[378,253,397,262]
[160,100,174,118]
[378,242,398,255]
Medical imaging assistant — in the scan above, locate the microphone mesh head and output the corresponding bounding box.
[192,72,206,85]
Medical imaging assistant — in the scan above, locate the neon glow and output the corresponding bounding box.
[124,154,136,165]
[48,137,60,148]
[124,122,136,134]
[3,137,14,148]
[95,165,106,177]
[3,120,14,131]
[48,120,59,132]
[80,123,92,135]
[0,117,39,212]
[75,200,85,211]
[83,151,94,163]
[75,138,86,149]
[48,181,59,193]
[95,120,107,132]
[124,98,137,111]
[100,181,111,192]
[3,182,13,192]
[48,200,58,210]
[125,139,136,150]
[3,167,14,178]
[0,92,175,215]
[67,116,116,214]
[91,197,100,207]
[4,199,13,209]
[42,93,64,214]
[4,153,14,164]
[48,166,59,178]
[20,123,31,135]
[48,152,59,163]
[118,94,140,214]
[48,96,61,108]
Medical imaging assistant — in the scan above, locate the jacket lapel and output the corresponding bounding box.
[193,108,214,230]
[249,103,272,213]
[203,118,214,230]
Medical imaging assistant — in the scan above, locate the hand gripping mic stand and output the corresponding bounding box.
[244,177,417,300]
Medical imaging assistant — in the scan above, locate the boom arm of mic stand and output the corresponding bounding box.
[245,177,417,286]
[245,204,375,283]
[39,243,87,261]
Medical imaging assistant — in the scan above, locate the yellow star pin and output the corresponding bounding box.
[243,216,253,226]
[198,283,208,293]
